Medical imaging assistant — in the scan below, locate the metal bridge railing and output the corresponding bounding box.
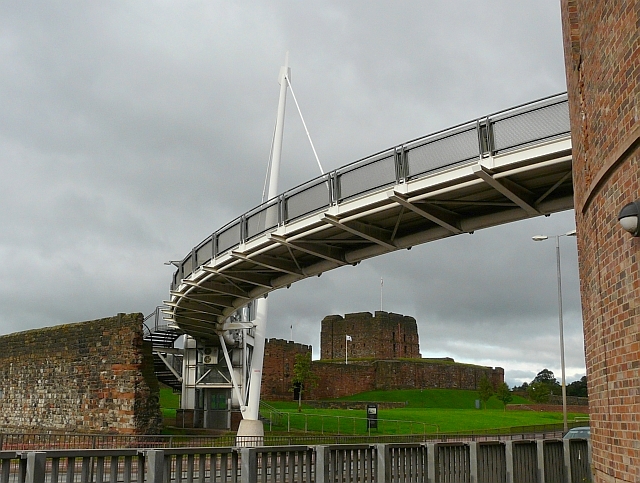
[171,93,570,287]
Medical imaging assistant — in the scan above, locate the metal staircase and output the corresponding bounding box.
[143,306,184,391]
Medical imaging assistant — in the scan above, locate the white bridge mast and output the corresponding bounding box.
[236,53,290,443]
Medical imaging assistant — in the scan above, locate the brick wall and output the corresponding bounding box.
[0,313,162,434]
[262,338,311,399]
[307,360,502,400]
[320,311,420,360]
[262,337,503,400]
[560,1,640,481]
[264,312,503,401]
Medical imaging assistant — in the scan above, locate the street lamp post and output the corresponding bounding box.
[532,229,576,433]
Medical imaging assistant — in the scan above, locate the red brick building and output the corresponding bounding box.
[560,1,640,481]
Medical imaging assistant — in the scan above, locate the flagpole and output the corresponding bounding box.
[345,334,348,365]
[380,278,384,312]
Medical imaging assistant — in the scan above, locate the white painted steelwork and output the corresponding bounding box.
[164,92,574,428]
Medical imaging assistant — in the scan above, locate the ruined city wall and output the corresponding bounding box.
[0,313,162,434]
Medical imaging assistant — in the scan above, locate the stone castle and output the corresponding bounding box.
[321,311,420,360]
[261,311,504,400]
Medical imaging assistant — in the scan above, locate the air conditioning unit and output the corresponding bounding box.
[201,347,219,365]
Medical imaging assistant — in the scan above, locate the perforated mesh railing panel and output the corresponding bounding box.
[172,94,570,287]
[195,237,213,266]
[182,255,193,278]
[492,101,570,153]
[217,220,242,255]
[285,178,331,222]
[337,153,396,201]
[407,125,479,179]
[246,201,279,240]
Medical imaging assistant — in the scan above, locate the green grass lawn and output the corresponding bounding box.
[335,388,530,409]
[261,389,586,434]
[159,387,180,419]
[160,387,587,435]
[263,404,582,434]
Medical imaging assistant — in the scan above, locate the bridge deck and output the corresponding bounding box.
[166,94,572,341]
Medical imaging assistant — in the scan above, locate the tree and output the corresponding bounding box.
[533,368,557,384]
[566,376,588,398]
[527,381,552,403]
[496,382,513,411]
[477,375,494,409]
[532,369,561,395]
[291,352,319,412]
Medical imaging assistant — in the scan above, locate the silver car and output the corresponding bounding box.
[563,426,590,439]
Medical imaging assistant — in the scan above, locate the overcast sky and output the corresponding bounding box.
[0,1,584,387]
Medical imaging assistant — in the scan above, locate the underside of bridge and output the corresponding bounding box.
[166,95,573,343]
[158,93,573,433]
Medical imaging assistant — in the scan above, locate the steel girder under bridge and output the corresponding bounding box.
[165,93,573,340]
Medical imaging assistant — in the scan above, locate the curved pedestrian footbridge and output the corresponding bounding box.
[166,93,572,341]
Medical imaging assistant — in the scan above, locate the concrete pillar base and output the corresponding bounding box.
[236,419,264,447]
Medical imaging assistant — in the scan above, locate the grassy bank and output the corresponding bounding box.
[159,387,587,435]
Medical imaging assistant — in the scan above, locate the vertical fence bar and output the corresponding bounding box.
[1,458,11,483]
[110,457,119,483]
[146,450,165,483]
[536,441,545,483]
[505,442,514,483]
[240,449,257,483]
[96,457,105,483]
[123,456,132,483]
[426,444,436,483]
[563,440,572,483]
[25,453,46,483]
[469,443,478,483]
[50,458,60,483]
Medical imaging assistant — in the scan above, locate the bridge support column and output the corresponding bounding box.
[236,419,264,447]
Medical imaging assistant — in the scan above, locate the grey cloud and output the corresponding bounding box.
[0,1,583,382]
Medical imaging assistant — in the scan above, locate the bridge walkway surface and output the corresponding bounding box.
[165,93,573,340]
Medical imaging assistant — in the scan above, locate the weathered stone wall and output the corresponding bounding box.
[262,338,311,399]
[307,360,502,400]
[0,313,162,434]
[560,1,640,481]
[262,337,503,400]
[320,311,420,360]
[263,310,502,401]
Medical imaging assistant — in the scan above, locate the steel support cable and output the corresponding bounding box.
[285,75,325,176]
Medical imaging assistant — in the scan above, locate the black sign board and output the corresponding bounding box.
[367,403,378,429]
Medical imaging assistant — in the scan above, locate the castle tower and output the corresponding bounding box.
[320,311,420,360]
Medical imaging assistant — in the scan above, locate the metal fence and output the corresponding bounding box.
[0,420,588,451]
[0,439,591,483]
[171,93,570,288]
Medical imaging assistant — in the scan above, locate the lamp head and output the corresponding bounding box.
[532,235,548,241]
[618,200,640,237]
